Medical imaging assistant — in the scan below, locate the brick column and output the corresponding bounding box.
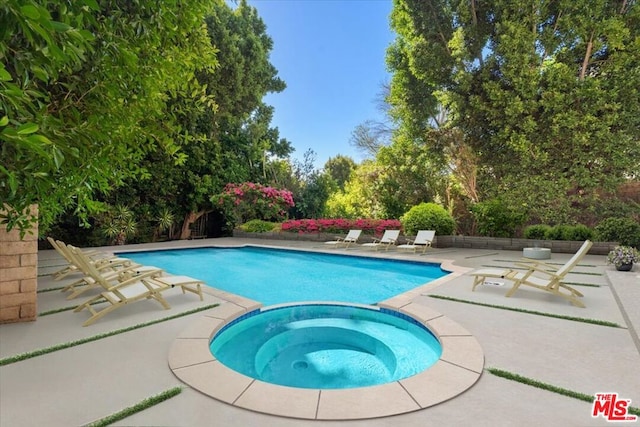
[0,205,38,324]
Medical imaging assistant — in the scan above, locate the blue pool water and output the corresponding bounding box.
[122,246,448,305]
[210,304,443,389]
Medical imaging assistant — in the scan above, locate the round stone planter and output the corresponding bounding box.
[523,247,551,260]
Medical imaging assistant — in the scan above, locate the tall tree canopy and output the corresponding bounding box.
[324,155,356,190]
[388,0,640,223]
[1,0,219,232]
[98,0,290,239]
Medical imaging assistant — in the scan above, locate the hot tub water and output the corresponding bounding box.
[210,304,442,389]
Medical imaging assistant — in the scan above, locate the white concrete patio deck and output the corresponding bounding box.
[1,237,639,426]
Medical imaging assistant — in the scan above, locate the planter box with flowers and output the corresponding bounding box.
[607,245,640,271]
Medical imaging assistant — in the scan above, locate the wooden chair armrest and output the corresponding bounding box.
[104,270,167,294]
[514,261,556,276]
[116,268,163,282]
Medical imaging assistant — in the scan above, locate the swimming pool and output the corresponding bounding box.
[210,304,442,389]
[162,245,484,418]
[122,246,449,305]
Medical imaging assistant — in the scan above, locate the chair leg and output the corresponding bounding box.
[505,281,586,307]
[552,288,586,308]
[559,284,584,297]
[504,280,523,297]
[471,276,485,292]
[150,292,171,310]
[74,294,103,313]
[180,284,203,301]
[82,303,120,327]
[566,295,586,308]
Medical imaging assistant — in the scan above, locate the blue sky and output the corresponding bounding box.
[247,0,395,168]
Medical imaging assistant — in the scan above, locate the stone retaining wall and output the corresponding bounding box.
[232,230,616,255]
[0,206,38,324]
[434,235,615,255]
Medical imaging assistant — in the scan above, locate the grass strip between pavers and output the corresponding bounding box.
[39,300,105,316]
[487,368,640,417]
[40,305,87,316]
[561,282,600,288]
[427,295,621,328]
[0,304,219,366]
[84,386,183,427]
[37,286,67,293]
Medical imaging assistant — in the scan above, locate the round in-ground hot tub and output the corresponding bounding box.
[210,304,442,389]
[169,301,484,420]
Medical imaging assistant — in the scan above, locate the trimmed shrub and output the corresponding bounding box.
[400,203,455,236]
[564,224,595,241]
[524,224,551,240]
[239,220,277,233]
[471,199,527,238]
[544,225,573,240]
[595,217,640,248]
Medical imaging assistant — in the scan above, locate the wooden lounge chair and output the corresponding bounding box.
[71,247,172,326]
[60,241,162,300]
[47,237,128,280]
[324,229,362,249]
[397,230,435,254]
[70,246,205,325]
[469,240,593,307]
[361,230,400,251]
[74,272,172,326]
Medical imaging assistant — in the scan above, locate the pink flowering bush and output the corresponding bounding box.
[214,182,295,224]
[281,218,402,236]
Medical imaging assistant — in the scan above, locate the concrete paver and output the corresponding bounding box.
[1,237,638,426]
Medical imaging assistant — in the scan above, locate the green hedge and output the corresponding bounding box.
[523,224,594,241]
[239,219,277,233]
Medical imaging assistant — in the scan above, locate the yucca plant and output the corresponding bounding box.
[155,208,175,240]
[102,205,137,245]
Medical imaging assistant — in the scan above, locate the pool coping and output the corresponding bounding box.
[167,249,484,420]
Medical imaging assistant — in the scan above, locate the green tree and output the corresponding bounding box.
[388,0,640,224]
[0,0,218,233]
[94,0,290,240]
[294,172,335,219]
[375,134,450,218]
[324,155,357,190]
[285,149,334,219]
[325,161,385,219]
[174,0,290,237]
